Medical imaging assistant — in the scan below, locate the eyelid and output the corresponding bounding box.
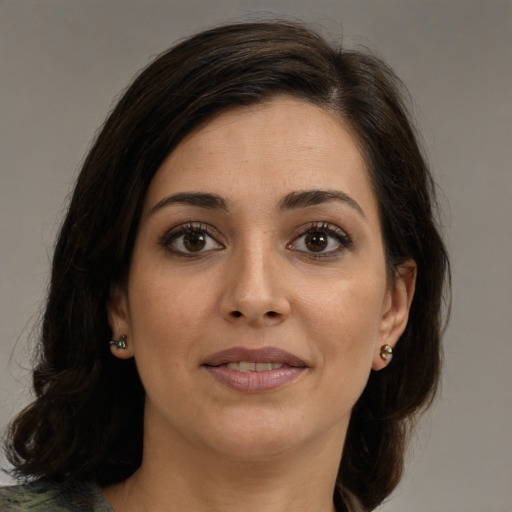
[159,221,224,256]
[288,221,353,258]
[158,220,352,259]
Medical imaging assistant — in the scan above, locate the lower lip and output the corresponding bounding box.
[203,366,306,393]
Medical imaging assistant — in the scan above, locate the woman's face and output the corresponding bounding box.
[109,97,414,462]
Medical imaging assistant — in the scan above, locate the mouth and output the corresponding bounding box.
[222,361,285,372]
[202,346,307,368]
[202,346,308,393]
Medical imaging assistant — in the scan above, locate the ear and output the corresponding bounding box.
[372,260,417,371]
[106,284,134,360]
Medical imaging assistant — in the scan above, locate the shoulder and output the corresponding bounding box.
[0,480,113,511]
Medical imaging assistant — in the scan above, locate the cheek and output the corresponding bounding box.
[125,272,218,386]
[126,277,213,404]
[129,263,218,334]
[299,272,386,367]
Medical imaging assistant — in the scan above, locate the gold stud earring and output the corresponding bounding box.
[380,344,393,362]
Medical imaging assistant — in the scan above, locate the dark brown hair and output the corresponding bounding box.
[4,21,450,511]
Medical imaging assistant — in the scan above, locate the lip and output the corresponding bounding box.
[202,346,308,393]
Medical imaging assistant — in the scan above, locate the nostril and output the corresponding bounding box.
[227,310,280,320]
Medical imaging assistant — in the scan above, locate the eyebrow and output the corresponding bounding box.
[149,192,229,215]
[149,189,365,218]
[279,190,366,217]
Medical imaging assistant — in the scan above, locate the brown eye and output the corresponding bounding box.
[305,231,328,252]
[163,223,223,256]
[288,223,353,258]
[183,230,206,252]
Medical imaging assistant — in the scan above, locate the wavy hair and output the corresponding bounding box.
[4,21,450,511]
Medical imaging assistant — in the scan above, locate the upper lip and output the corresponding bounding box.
[202,346,308,368]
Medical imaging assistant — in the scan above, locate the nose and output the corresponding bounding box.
[219,245,291,326]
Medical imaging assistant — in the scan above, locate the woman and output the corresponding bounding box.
[1,21,449,512]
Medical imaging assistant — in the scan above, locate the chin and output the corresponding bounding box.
[198,408,342,462]
[208,431,307,462]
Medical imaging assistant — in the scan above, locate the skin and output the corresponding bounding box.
[105,97,416,512]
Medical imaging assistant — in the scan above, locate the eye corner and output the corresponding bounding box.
[288,221,353,259]
[159,221,225,258]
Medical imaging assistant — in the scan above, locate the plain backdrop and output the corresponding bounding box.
[1,1,511,511]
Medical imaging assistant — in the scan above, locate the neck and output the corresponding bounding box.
[103,409,346,512]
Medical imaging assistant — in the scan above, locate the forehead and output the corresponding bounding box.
[145,98,376,216]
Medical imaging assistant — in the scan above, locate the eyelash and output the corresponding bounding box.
[288,222,353,260]
[159,222,223,258]
[159,221,353,259]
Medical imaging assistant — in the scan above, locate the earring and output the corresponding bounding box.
[380,344,393,362]
[110,335,127,350]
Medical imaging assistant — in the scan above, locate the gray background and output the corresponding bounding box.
[1,1,511,511]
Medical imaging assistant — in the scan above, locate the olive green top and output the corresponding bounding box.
[0,480,113,511]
